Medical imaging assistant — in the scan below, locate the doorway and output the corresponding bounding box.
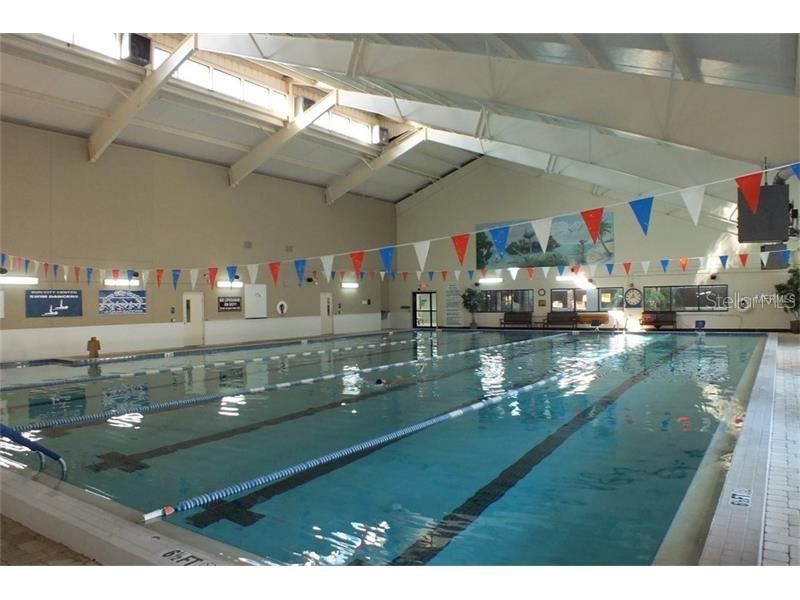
[320,292,333,335]
[183,292,205,346]
[413,292,437,328]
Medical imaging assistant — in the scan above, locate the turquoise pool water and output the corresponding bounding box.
[0,330,763,565]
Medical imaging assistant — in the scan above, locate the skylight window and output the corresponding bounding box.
[179,60,212,89]
[213,69,242,99]
[152,47,169,69]
[243,81,270,108]
[269,91,289,115]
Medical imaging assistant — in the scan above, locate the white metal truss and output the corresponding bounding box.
[324,128,428,204]
[88,34,197,162]
[228,90,337,187]
[663,34,703,83]
[559,34,612,70]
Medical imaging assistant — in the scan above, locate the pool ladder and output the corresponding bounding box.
[0,423,68,480]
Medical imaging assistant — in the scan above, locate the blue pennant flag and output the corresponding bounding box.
[467,269,475,280]
[331,271,336,281]
[428,271,434,281]
[556,265,566,276]
[719,255,728,269]
[294,259,306,283]
[489,226,511,259]
[779,249,791,264]
[629,196,654,235]
[24,259,30,273]
[791,163,800,180]
[127,269,135,281]
[226,265,238,282]
[0,253,6,267]
[171,269,181,290]
[606,263,614,275]
[379,247,395,273]
[86,267,93,285]
[53,264,60,279]
[660,259,670,272]
[359,271,365,280]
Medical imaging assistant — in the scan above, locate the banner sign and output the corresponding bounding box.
[218,296,242,312]
[444,283,463,327]
[25,289,83,318]
[98,290,147,314]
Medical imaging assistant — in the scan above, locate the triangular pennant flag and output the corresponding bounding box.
[480,268,488,278]
[738,253,749,267]
[719,255,728,269]
[339,271,346,281]
[189,269,198,290]
[86,267,93,285]
[349,251,365,274]
[541,266,550,279]
[0,253,5,267]
[508,267,519,280]
[623,262,632,275]
[556,265,566,276]
[640,260,650,274]
[428,271,434,281]
[760,251,770,266]
[294,259,307,283]
[791,163,800,180]
[402,272,409,281]
[53,264,60,280]
[43,262,50,279]
[416,271,423,281]
[467,270,475,280]
[488,226,511,259]
[580,208,604,243]
[63,265,70,280]
[320,256,333,283]
[207,267,218,288]
[369,271,376,280]
[379,247,395,273]
[570,264,580,275]
[359,271,365,281]
[454,270,461,281]
[680,186,705,226]
[606,263,614,276]
[413,241,430,271]
[14,256,22,271]
[98,269,106,284]
[24,258,30,273]
[32,260,40,275]
[112,269,120,280]
[141,270,149,287]
[527,267,534,279]
[268,262,281,286]
[390,272,397,281]
[441,270,448,280]
[531,218,552,253]
[127,269,135,281]
[588,263,598,277]
[660,259,670,272]
[73,266,81,282]
[226,265,238,282]
[379,271,386,280]
[735,172,763,214]
[679,257,689,272]
[156,268,165,288]
[629,197,654,235]
[451,234,470,265]
[247,263,259,284]
[171,269,181,290]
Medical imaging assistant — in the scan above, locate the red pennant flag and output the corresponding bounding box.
[451,234,470,265]
[580,208,605,244]
[43,262,50,279]
[73,266,81,282]
[369,271,375,280]
[349,251,365,274]
[268,262,281,286]
[207,267,218,288]
[156,268,165,287]
[739,253,749,267]
[735,172,763,214]
[679,257,689,272]
[527,267,535,280]
[112,269,120,280]
[480,268,488,278]
[15,256,22,270]
[339,271,346,281]
[623,262,632,275]
[570,264,580,274]
[441,270,448,280]
[402,272,409,281]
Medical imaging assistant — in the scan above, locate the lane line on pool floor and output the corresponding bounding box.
[11,334,569,434]
[142,336,648,525]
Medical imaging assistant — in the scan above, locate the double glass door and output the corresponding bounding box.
[413,292,437,328]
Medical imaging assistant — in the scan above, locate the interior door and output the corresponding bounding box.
[413,292,437,328]
[320,292,333,335]
[183,292,205,346]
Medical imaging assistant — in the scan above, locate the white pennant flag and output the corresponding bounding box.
[531,218,553,253]
[588,263,598,277]
[681,186,705,226]
[190,268,199,290]
[99,269,107,284]
[31,260,40,276]
[454,270,461,281]
[640,260,650,274]
[413,241,430,271]
[379,271,386,280]
[416,271,423,281]
[247,264,259,284]
[698,257,706,271]
[140,270,149,287]
[760,251,770,266]
[63,265,70,280]
[541,266,551,279]
[508,267,519,280]
[320,255,334,282]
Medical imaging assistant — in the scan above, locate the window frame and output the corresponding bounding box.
[474,289,534,313]
[643,285,729,312]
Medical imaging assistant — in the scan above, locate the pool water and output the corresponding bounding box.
[0,330,763,565]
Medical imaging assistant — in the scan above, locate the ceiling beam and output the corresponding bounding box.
[663,34,704,83]
[88,33,196,162]
[228,89,337,187]
[325,128,428,204]
[491,35,524,59]
[425,35,453,51]
[560,34,613,70]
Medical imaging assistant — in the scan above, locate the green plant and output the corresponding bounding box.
[775,266,800,322]
[461,287,480,327]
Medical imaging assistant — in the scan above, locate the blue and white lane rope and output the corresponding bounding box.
[142,335,641,523]
[12,334,567,434]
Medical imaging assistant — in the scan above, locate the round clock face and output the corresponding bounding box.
[537,288,546,297]
[624,288,642,307]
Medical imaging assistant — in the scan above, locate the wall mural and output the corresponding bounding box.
[476,213,615,269]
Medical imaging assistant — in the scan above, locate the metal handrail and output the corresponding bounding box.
[0,423,67,480]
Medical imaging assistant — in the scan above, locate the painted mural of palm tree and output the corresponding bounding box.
[598,219,614,258]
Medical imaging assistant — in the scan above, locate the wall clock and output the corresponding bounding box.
[537,289,546,297]
[624,287,643,308]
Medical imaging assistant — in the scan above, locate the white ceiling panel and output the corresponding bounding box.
[117,125,243,166]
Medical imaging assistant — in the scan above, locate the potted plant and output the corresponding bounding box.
[461,287,480,328]
[775,266,800,333]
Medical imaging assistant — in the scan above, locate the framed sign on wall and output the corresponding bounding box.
[25,289,83,318]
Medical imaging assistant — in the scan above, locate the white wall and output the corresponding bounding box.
[333,312,382,335]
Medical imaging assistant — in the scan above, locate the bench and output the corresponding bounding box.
[500,312,533,328]
[640,311,677,329]
[546,312,578,328]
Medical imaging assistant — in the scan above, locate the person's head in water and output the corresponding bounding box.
[375,378,388,385]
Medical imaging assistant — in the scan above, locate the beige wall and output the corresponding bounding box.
[0,122,394,332]
[390,157,798,330]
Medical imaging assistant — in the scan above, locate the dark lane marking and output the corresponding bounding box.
[87,338,571,473]
[387,343,688,566]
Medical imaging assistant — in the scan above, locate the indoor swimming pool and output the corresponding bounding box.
[0,330,765,565]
